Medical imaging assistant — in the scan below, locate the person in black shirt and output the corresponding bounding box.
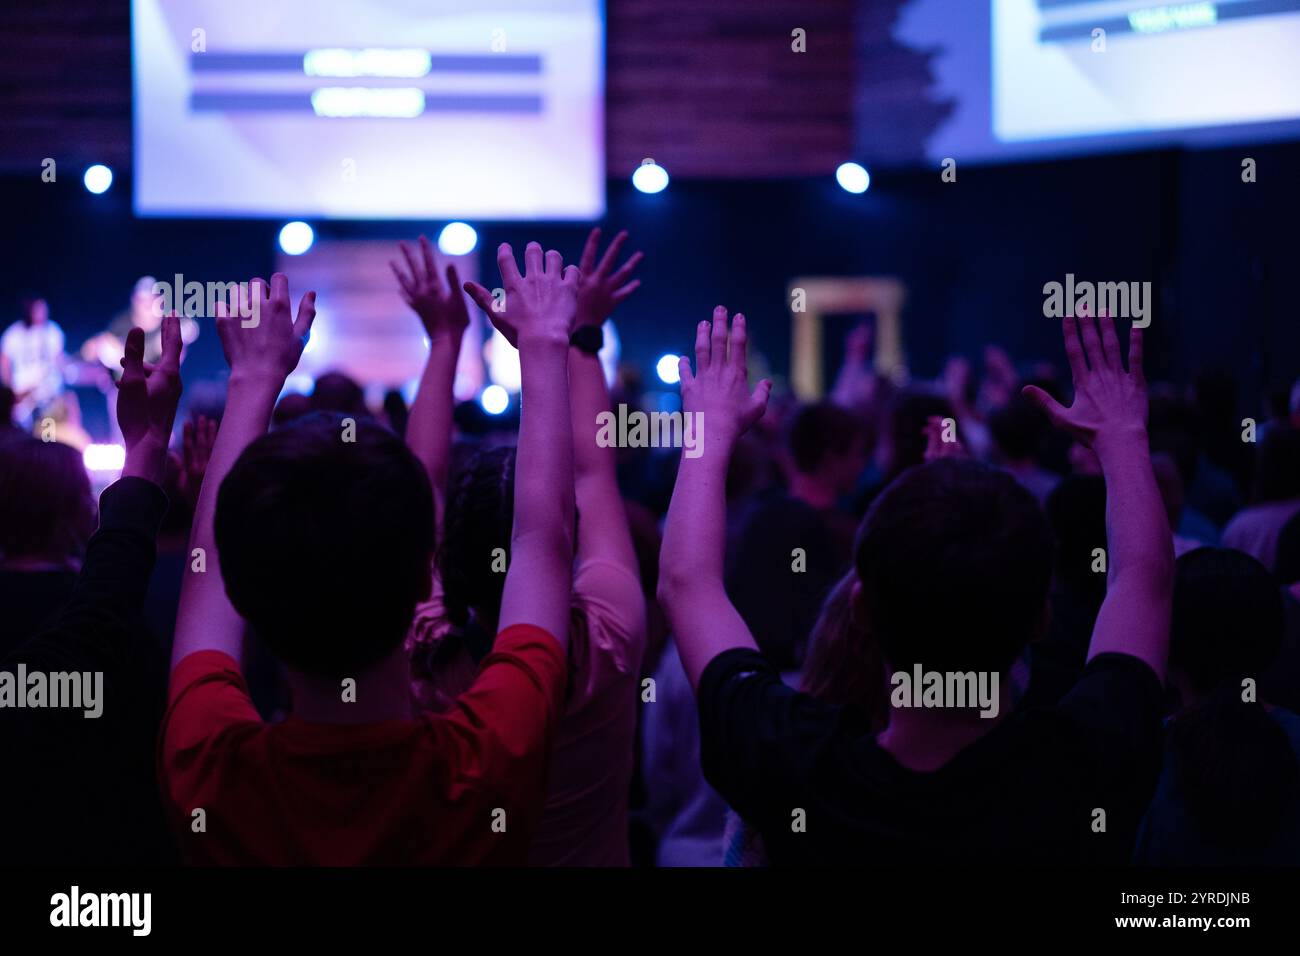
[0,317,184,865]
[659,309,1171,865]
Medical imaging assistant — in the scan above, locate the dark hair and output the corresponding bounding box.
[272,392,312,428]
[802,572,888,729]
[382,389,409,437]
[1254,427,1300,503]
[883,390,953,481]
[439,444,516,628]
[727,495,840,671]
[310,371,367,418]
[1167,547,1299,845]
[788,402,862,474]
[214,413,434,677]
[989,393,1051,463]
[0,438,95,562]
[854,458,1052,674]
[1044,473,1108,605]
[19,297,47,326]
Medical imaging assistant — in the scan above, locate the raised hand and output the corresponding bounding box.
[178,414,217,512]
[943,356,973,408]
[391,235,469,342]
[574,228,642,328]
[1022,313,1146,454]
[678,307,772,454]
[982,345,1019,407]
[464,242,579,347]
[117,315,183,483]
[215,274,316,387]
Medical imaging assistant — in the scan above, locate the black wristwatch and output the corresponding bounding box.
[570,325,602,355]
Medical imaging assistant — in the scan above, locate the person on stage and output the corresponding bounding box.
[1,297,69,428]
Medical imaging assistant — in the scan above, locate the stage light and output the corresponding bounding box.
[484,326,522,393]
[632,161,669,194]
[302,315,321,353]
[480,384,509,415]
[836,162,870,194]
[83,164,113,194]
[83,443,125,472]
[656,353,681,385]
[279,221,315,255]
[438,222,477,256]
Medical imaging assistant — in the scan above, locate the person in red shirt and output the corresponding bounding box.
[161,249,581,865]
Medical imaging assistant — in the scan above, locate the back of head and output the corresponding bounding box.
[1044,473,1108,606]
[272,392,312,428]
[788,402,863,476]
[214,413,434,677]
[0,437,95,564]
[882,390,953,480]
[439,444,516,627]
[310,371,368,418]
[1171,548,1283,695]
[855,458,1052,675]
[988,393,1051,464]
[1254,426,1300,503]
[1167,547,1298,846]
[1148,389,1200,487]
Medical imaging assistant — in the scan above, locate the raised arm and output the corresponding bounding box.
[28,317,184,659]
[570,228,642,574]
[829,321,875,409]
[171,276,316,668]
[464,243,578,646]
[1024,313,1172,679]
[392,235,469,529]
[658,307,772,690]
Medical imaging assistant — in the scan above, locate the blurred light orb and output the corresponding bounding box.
[835,162,870,194]
[83,164,113,194]
[656,353,682,385]
[480,384,510,415]
[279,221,315,255]
[438,222,477,256]
[632,161,669,194]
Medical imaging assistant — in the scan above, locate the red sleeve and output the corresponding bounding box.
[435,624,568,805]
[157,651,262,816]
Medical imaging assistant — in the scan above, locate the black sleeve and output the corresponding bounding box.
[8,476,168,674]
[696,647,841,826]
[1055,652,1166,803]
